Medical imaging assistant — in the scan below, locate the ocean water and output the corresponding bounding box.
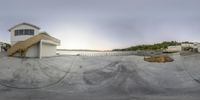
[56,50,136,56]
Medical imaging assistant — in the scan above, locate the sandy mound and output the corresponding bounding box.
[144,55,174,63]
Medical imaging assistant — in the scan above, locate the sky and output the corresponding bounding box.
[1,0,200,50]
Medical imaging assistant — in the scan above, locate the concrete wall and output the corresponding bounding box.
[41,43,57,57]
[25,43,40,57]
[13,43,39,58]
[10,25,39,45]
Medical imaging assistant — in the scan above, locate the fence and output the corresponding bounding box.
[57,51,137,56]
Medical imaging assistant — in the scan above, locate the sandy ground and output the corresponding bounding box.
[0,52,200,100]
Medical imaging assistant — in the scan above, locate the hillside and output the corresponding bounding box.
[113,41,181,51]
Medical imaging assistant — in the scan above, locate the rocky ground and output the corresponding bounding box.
[0,52,200,100]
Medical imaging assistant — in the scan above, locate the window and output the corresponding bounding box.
[24,29,29,35]
[29,30,34,35]
[14,30,19,36]
[14,29,34,36]
[19,30,23,35]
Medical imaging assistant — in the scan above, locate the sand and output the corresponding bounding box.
[0,52,200,100]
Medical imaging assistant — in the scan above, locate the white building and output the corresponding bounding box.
[166,42,200,53]
[0,42,3,52]
[181,43,194,48]
[7,22,60,58]
[9,23,40,45]
[193,43,200,52]
[0,42,7,52]
[165,46,182,52]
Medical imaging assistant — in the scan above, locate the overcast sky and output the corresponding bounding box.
[1,0,200,50]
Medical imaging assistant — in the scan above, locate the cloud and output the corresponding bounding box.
[1,0,200,49]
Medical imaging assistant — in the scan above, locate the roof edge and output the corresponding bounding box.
[8,22,40,32]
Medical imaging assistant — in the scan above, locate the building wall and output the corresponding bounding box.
[13,43,39,57]
[13,42,57,58]
[25,43,40,57]
[181,43,194,48]
[166,46,182,52]
[41,43,57,57]
[197,44,200,52]
[0,44,2,52]
[0,43,6,52]
[0,43,2,52]
[10,25,39,45]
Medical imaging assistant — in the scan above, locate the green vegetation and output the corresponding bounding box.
[113,41,181,51]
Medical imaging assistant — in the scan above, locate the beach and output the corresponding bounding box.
[0,52,200,100]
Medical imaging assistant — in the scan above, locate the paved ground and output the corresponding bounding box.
[0,52,200,100]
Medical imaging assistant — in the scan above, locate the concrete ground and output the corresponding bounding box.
[0,52,200,100]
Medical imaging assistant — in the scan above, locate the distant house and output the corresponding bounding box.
[7,22,60,58]
[193,43,200,52]
[181,43,194,48]
[166,42,200,53]
[0,42,3,52]
[0,42,8,52]
[165,45,182,52]
[181,42,200,52]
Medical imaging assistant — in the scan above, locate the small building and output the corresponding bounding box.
[181,43,194,48]
[0,42,3,52]
[193,43,200,52]
[166,42,200,53]
[165,45,182,52]
[181,42,200,52]
[7,22,60,58]
[0,42,8,52]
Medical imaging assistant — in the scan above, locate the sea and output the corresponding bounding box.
[56,50,137,56]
